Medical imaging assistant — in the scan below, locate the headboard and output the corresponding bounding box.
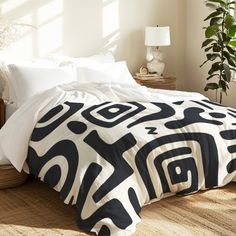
[0,99,5,128]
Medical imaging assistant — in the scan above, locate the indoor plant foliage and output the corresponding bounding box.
[201,0,236,104]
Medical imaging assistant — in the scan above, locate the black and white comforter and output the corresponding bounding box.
[0,83,235,235]
[27,100,236,235]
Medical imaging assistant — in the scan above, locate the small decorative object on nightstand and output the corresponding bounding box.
[134,74,176,90]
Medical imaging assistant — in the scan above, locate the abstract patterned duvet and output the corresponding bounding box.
[25,98,236,236]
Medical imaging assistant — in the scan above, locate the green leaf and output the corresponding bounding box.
[210,17,223,25]
[201,38,215,48]
[216,7,227,13]
[204,83,219,91]
[204,11,223,21]
[225,14,235,29]
[213,43,221,52]
[223,50,231,60]
[229,25,236,37]
[208,62,221,74]
[226,45,236,55]
[207,53,220,60]
[200,60,209,67]
[206,73,219,80]
[206,3,218,9]
[227,57,236,66]
[229,40,236,47]
[219,80,228,93]
[205,46,213,52]
[221,32,231,45]
[205,25,220,38]
[207,0,226,5]
[232,55,236,61]
[223,63,231,81]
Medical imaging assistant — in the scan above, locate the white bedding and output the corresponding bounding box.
[0,82,207,171]
[0,103,17,165]
[5,103,17,120]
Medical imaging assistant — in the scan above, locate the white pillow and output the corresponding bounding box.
[8,64,76,107]
[1,59,59,102]
[76,61,136,85]
[1,52,115,103]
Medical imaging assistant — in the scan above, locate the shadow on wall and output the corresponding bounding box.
[0,0,179,76]
[0,0,64,60]
[0,0,122,61]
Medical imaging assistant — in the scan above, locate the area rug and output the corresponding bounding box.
[0,179,235,236]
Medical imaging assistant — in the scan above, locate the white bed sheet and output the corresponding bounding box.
[5,103,17,120]
[0,103,17,165]
[0,82,208,171]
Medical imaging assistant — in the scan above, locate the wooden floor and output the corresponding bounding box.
[0,178,235,236]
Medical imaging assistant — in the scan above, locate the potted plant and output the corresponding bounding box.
[201,0,236,104]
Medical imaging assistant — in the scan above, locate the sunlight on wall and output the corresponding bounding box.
[102,0,119,38]
[0,11,34,61]
[37,0,63,56]
[38,17,63,56]
[37,0,63,23]
[0,0,63,60]
[5,29,34,60]
[1,0,28,14]
[0,0,122,60]
[102,0,120,52]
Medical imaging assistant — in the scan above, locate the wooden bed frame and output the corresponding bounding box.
[0,98,28,189]
[0,98,5,129]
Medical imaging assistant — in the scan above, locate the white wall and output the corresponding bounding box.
[2,0,235,106]
[186,0,236,108]
[0,0,186,89]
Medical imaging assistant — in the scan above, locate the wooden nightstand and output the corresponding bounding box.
[133,75,176,90]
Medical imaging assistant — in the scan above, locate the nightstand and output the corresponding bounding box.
[133,75,176,90]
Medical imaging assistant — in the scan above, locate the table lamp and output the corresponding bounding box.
[145,26,171,76]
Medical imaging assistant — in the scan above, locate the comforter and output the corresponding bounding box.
[0,82,235,236]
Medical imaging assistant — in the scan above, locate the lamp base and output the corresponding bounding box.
[147,60,165,76]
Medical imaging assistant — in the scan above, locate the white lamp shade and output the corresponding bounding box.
[145,26,171,46]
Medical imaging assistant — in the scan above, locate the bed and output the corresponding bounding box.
[0,54,235,236]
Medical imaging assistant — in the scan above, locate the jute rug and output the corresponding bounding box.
[0,178,235,236]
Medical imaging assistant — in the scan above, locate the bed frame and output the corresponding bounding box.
[0,98,28,189]
[0,98,5,129]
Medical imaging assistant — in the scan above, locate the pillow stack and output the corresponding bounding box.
[0,52,136,109]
